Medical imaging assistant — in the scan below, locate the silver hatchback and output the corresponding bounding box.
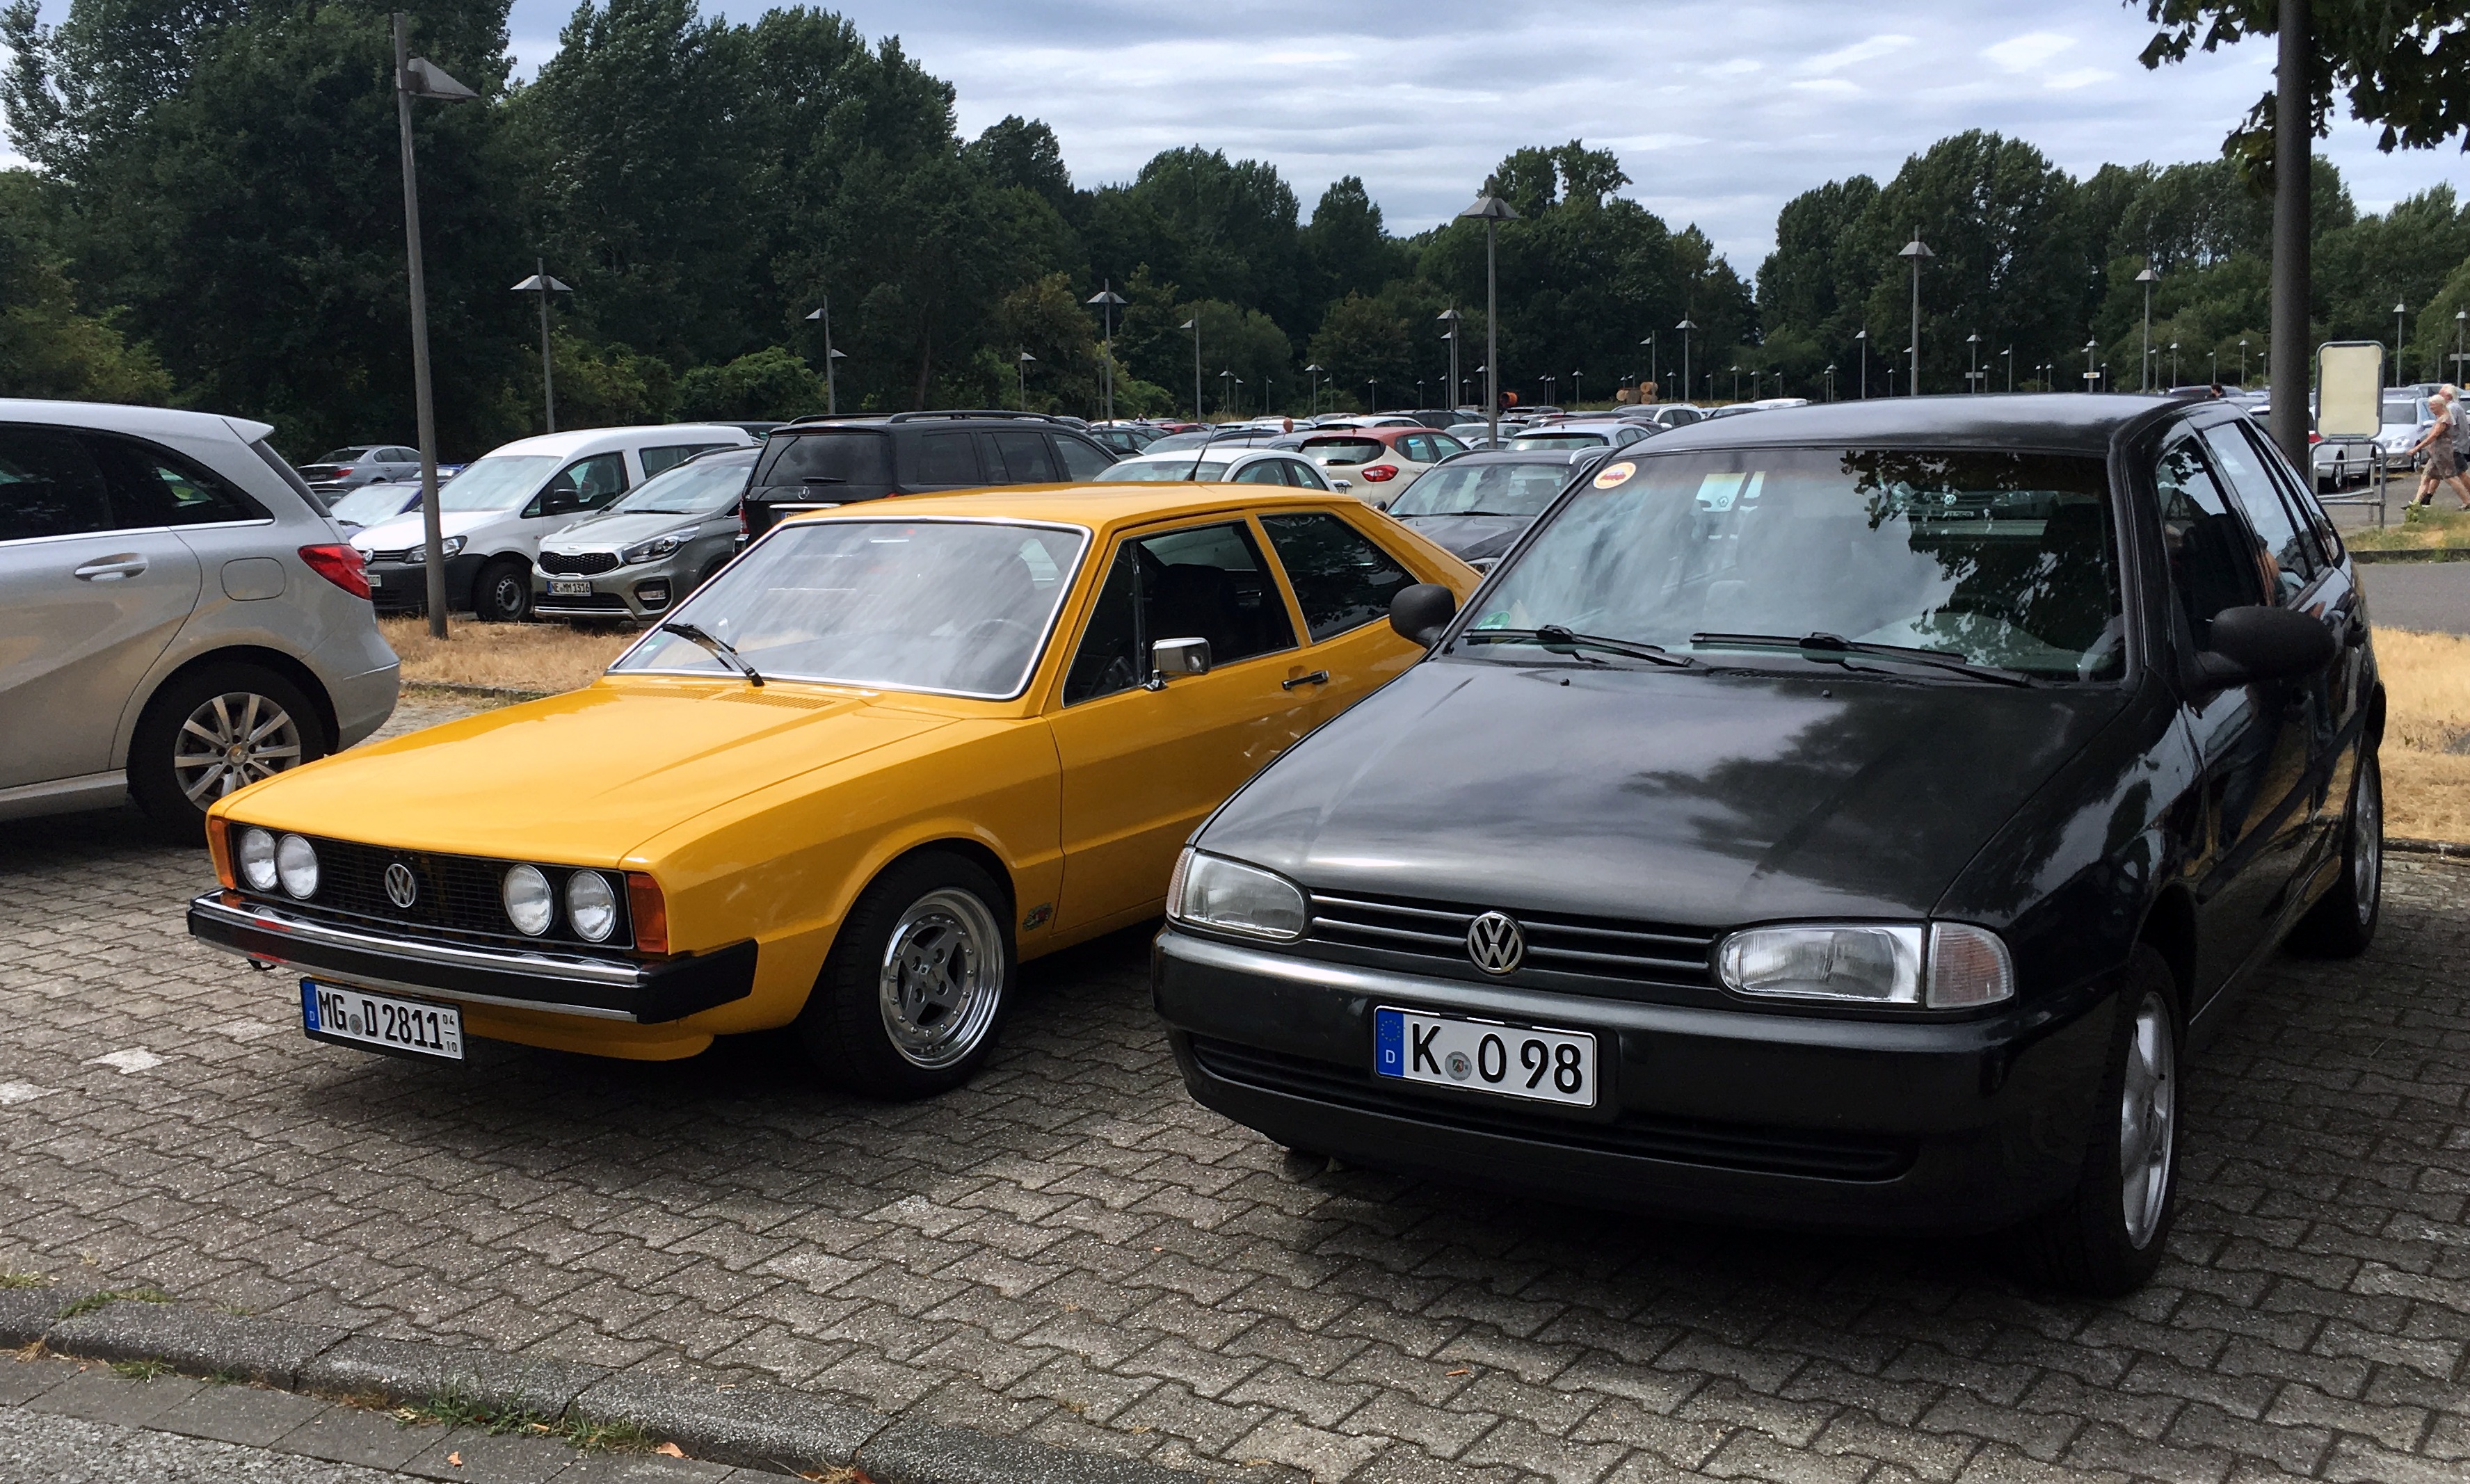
[533,446,757,623]
[0,400,400,834]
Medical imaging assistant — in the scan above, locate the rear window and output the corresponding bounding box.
[1302,437,1386,465]
[756,430,890,490]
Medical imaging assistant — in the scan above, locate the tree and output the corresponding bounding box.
[0,170,173,402]
[1307,292,1411,407]
[674,346,822,420]
[1301,176,1407,320]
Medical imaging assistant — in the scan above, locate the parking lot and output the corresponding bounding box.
[3,718,2467,1483]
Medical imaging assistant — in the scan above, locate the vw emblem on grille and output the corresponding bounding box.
[1466,911,1525,975]
[383,863,419,910]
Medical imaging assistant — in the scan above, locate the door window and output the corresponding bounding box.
[1258,511,1418,641]
[1281,459,1330,490]
[0,427,114,541]
[2156,437,2267,647]
[1232,459,1286,485]
[990,430,1058,483]
[1055,437,1114,481]
[540,453,627,513]
[1430,433,1468,457]
[89,436,264,527]
[1061,521,1299,704]
[915,431,981,484]
[2199,425,2316,599]
[641,443,725,478]
[2235,420,2342,565]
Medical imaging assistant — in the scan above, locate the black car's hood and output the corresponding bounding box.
[1394,513,1534,564]
[1198,658,2130,927]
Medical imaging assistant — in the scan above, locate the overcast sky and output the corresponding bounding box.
[15,0,2470,270]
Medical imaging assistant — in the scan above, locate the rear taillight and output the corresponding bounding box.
[1361,464,1400,482]
[736,504,748,540]
[298,543,371,599]
[627,873,669,955]
[2308,433,2323,444]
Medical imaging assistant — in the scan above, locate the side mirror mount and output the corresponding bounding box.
[1146,636,1212,689]
[2196,604,2336,690]
[1390,583,1459,647]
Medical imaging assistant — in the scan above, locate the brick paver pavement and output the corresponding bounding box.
[3,720,2464,1482]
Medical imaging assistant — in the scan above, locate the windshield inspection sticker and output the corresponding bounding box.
[1591,460,1636,489]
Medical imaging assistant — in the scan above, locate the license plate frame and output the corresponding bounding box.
[1374,1006,1599,1109]
[547,578,593,597]
[302,980,464,1061]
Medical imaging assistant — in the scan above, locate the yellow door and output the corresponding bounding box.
[1254,507,1442,729]
[1048,517,1320,932]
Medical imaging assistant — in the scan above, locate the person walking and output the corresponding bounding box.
[2409,388,2469,509]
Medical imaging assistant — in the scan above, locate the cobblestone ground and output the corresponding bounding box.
[2,704,2464,1482]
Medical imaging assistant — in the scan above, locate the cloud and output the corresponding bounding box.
[1983,30,2078,74]
[1802,34,1916,75]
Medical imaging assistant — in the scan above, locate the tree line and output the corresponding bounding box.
[2,0,2465,460]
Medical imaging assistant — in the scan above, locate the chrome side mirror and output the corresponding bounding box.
[1147,636,1212,688]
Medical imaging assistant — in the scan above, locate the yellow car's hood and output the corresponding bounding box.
[222,681,961,864]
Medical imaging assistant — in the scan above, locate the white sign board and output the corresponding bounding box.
[2317,341,2385,439]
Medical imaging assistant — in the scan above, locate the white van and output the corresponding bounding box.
[351,425,755,621]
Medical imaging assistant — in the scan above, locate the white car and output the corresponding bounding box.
[1292,428,1469,495]
[1505,419,1654,453]
[2376,395,2435,472]
[350,424,755,622]
[1091,446,1346,491]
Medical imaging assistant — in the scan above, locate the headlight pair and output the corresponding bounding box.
[502,864,619,942]
[1717,921,2012,1008]
[237,827,318,899]
[620,531,693,565]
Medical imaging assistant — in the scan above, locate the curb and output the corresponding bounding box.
[401,680,556,702]
[2388,836,2470,859]
[3,1288,1240,1483]
[2348,547,2470,563]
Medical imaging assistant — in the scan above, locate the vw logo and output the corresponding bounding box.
[1466,911,1525,975]
[383,863,419,910]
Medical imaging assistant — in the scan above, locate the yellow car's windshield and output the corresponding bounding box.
[613,518,1089,698]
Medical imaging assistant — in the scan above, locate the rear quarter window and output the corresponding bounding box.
[756,430,891,490]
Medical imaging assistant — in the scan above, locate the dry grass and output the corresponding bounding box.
[380,617,636,696]
[2343,503,2470,549]
[2377,628,2470,841]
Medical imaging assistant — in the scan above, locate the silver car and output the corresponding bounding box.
[297,444,420,497]
[532,446,757,623]
[0,399,400,834]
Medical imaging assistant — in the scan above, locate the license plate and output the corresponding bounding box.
[302,980,463,1060]
[365,572,383,588]
[1374,1006,1597,1108]
[548,579,593,597]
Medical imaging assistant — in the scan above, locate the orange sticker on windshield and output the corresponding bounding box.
[1591,460,1636,489]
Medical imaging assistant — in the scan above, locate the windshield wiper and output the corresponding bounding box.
[660,622,765,686]
[1687,631,2037,687]
[1462,626,1695,668]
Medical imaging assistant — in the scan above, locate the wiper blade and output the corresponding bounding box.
[1686,631,2037,687]
[1463,626,1694,668]
[659,621,765,686]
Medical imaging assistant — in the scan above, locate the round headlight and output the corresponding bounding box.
[239,828,278,892]
[502,864,554,936]
[564,871,617,943]
[274,834,319,898]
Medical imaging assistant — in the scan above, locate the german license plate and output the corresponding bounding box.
[1374,1006,1596,1108]
[302,980,463,1060]
[548,579,592,597]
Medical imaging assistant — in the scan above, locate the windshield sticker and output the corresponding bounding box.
[1591,460,1636,490]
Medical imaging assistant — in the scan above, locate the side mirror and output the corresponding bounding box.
[543,491,581,515]
[1330,478,1353,492]
[1148,636,1212,688]
[1390,583,1459,646]
[2197,604,2336,688]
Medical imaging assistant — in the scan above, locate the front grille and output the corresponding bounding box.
[538,551,620,576]
[252,835,630,951]
[364,548,414,565]
[1310,892,1717,990]
[1189,1037,1912,1181]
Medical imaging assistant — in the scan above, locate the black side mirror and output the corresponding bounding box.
[1390,583,1459,646]
[543,491,580,515]
[2197,604,2336,688]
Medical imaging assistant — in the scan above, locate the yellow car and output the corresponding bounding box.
[188,485,1477,1097]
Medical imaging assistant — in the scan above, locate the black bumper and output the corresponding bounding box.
[1153,926,2120,1232]
[366,551,483,613]
[189,892,755,1024]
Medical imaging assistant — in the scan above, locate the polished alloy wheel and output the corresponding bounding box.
[876,887,1004,1069]
[2118,992,2176,1250]
[2353,754,2382,926]
[171,691,304,805]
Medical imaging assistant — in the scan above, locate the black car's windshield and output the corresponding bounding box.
[1389,461,1577,517]
[604,453,754,515]
[1468,448,2124,681]
[611,519,1088,698]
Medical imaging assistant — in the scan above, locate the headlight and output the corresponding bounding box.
[404,535,466,563]
[564,870,618,942]
[621,531,692,565]
[1166,849,1308,941]
[274,833,319,899]
[502,864,554,936]
[1715,921,2012,1008]
[239,827,278,892]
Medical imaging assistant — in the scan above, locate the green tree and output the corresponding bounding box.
[674,346,822,420]
[0,170,174,402]
[1307,292,1412,408]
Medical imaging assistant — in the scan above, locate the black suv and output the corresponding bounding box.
[741,412,1118,536]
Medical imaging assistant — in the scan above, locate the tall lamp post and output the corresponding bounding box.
[1437,308,1463,408]
[2239,337,2251,386]
[1571,370,1584,405]
[1676,318,1697,407]
[2395,301,2409,375]
[1898,228,1932,396]
[2170,340,2181,385]
[2001,346,2014,392]
[1639,333,1657,398]
[2454,309,2467,384]
[803,300,842,414]
[1016,350,1036,411]
[1855,327,1868,398]
[392,12,476,641]
[510,261,570,433]
[2136,264,2160,391]
[1365,376,1379,414]
[1824,363,1836,401]
[1086,283,1126,422]
[1180,317,1201,418]
[2084,337,2100,392]
[1458,182,1521,447]
[1965,332,1980,393]
[1304,362,1323,416]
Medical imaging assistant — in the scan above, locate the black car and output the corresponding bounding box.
[1153,394,2380,1295]
[740,411,1118,537]
[1381,448,1610,568]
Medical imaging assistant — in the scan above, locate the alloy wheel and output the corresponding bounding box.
[171,691,304,805]
[2353,754,2382,927]
[2118,992,2176,1250]
[876,887,1004,1070]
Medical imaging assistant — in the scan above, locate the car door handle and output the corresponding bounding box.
[72,555,148,581]
[1281,670,1331,691]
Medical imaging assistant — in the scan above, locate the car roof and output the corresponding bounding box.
[1434,447,1604,465]
[0,397,275,446]
[1114,446,1297,465]
[479,424,755,460]
[1635,393,2184,456]
[777,483,1373,535]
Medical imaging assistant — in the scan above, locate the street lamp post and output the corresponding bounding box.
[1965,332,1980,394]
[2396,301,2409,374]
[1824,363,1836,401]
[391,11,477,642]
[2170,340,2181,385]
[1086,284,1126,423]
[1304,363,1323,416]
[802,300,842,414]
[2136,264,2160,392]
[1180,317,1201,418]
[2455,309,2467,385]
[1898,228,1932,396]
[1855,328,1868,399]
[2084,338,2100,392]
[2001,346,2013,392]
[1459,183,1521,447]
[1222,370,1240,417]
[1729,364,1741,401]
[2239,337,2251,386]
[1572,370,1583,405]
[1640,334,1656,398]
[1437,308,1463,408]
[1884,365,1895,397]
[1676,318,1697,407]
[509,261,570,434]
[1016,350,1036,411]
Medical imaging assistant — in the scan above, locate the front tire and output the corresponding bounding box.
[2012,946,2181,1296]
[129,663,329,841]
[796,853,1014,1099]
[473,558,531,623]
[2290,745,2382,958]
